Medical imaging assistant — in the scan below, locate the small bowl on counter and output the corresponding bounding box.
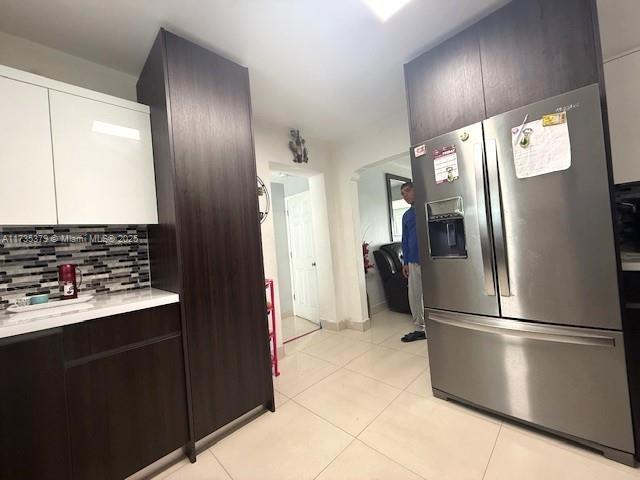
[29,294,49,305]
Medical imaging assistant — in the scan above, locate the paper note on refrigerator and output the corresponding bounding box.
[511,118,571,179]
[433,146,459,184]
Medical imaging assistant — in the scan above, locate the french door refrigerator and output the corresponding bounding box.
[412,84,635,464]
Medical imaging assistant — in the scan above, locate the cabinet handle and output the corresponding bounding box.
[429,311,615,347]
[486,138,511,297]
[474,142,496,296]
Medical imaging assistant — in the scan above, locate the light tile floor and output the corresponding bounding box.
[152,310,640,480]
[282,315,321,342]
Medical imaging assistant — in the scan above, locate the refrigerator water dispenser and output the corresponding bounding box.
[427,196,467,258]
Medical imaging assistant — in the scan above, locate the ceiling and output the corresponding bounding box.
[1,1,636,141]
[0,0,508,142]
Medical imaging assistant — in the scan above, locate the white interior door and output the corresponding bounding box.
[286,191,319,323]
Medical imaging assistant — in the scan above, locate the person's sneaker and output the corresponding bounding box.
[401,330,427,343]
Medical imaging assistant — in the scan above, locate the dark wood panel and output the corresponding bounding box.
[66,336,189,480]
[137,32,181,295]
[63,320,91,361]
[138,31,197,460]
[624,304,640,462]
[63,304,181,361]
[404,25,485,143]
[163,30,274,439]
[0,330,70,480]
[479,0,600,117]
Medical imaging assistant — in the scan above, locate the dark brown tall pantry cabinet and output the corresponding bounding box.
[137,29,274,450]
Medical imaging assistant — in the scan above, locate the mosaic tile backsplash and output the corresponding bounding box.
[0,225,150,309]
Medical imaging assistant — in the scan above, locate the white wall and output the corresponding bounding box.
[270,183,295,317]
[356,158,412,310]
[604,50,640,184]
[329,108,411,326]
[309,173,338,326]
[0,31,137,100]
[279,175,310,197]
[254,120,339,344]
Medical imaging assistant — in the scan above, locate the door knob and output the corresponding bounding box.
[312,262,316,267]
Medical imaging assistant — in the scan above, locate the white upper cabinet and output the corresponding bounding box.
[0,76,58,225]
[49,90,158,224]
[604,51,640,184]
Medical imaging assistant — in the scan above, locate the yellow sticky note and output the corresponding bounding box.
[542,111,567,127]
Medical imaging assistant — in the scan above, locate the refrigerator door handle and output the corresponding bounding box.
[429,311,616,348]
[473,143,496,296]
[485,138,511,297]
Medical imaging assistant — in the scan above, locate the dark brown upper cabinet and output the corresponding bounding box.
[404,0,602,141]
[405,26,486,144]
[478,0,600,118]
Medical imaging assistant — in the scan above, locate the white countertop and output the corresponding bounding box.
[622,252,640,272]
[0,288,179,340]
[623,262,640,272]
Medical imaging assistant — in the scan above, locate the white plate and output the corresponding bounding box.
[7,295,94,314]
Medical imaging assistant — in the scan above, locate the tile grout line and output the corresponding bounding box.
[292,365,406,437]
[208,448,236,480]
[311,436,357,480]
[286,364,343,400]
[278,351,341,398]
[340,345,428,391]
[298,340,375,369]
[295,326,417,376]
[355,394,429,480]
[341,364,418,391]
[349,366,428,480]
[289,394,359,439]
[355,440,429,480]
[402,366,429,395]
[481,422,503,480]
[352,380,405,435]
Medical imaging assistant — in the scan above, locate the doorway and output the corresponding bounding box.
[286,191,320,323]
[354,153,414,318]
[270,171,321,342]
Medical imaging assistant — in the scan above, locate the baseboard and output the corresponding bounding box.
[128,405,270,479]
[320,319,347,331]
[195,405,268,453]
[126,445,186,479]
[346,318,371,332]
[370,302,388,315]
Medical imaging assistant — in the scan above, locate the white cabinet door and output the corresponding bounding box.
[49,90,158,224]
[604,52,640,184]
[0,76,57,224]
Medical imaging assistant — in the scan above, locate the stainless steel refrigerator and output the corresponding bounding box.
[411,84,635,464]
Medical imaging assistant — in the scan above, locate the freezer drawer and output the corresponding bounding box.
[427,310,635,453]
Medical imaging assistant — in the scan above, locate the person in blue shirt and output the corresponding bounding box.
[399,182,426,342]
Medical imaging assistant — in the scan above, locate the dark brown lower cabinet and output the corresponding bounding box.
[65,335,189,480]
[0,330,71,480]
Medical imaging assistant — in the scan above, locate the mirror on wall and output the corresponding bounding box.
[385,173,412,241]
